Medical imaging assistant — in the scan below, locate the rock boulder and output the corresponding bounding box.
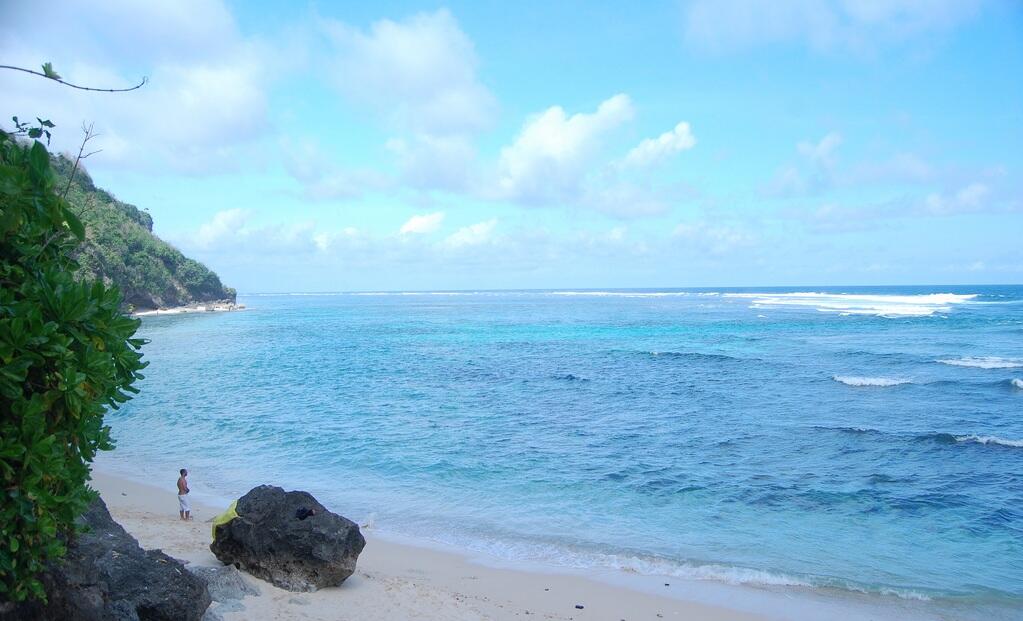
[185,565,259,621]
[209,485,365,592]
[1,498,210,621]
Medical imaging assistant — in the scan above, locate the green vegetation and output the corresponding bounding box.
[53,156,236,310]
[0,125,146,601]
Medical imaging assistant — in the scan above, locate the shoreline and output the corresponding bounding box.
[89,467,940,621]
[132,302,245,317]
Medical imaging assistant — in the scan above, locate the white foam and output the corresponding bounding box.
[1012,378,1023,390]
[549,291,691,298]
[353,291,476,296]
[724,292,978,317]
[937,357,1023,369]
[954,435,1023,448]
[833,376,910,387]
[621,558,813,587]
[461,535,814,588]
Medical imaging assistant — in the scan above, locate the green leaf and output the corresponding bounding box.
[28,142,49,177]
[0,113,154,603]
[40,62,61,80]
[62,208,85,240]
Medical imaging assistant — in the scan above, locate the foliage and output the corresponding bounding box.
[39,62,60,81]
[51,156,235,309]
[0,128,146,602]
[8,117,54,146]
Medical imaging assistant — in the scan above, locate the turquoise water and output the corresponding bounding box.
[104,286,1023,618]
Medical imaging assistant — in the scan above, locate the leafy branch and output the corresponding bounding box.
[8,116,55,145]
[0,62,147,92]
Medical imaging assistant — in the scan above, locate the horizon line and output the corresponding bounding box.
[232,283,1022,296]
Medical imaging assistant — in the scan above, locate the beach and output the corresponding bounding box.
[91,470,777,621]
[131,303,244,317]
[96,288,1023,620]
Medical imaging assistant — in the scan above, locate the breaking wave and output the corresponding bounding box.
[953,435,1023,448]
[919,433,1023,448]
[937,357,1023,369]
[833,376,911,387]
[550,291,691,298]
[725,292,978,317]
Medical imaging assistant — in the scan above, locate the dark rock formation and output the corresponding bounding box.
[209,485,365,592]
[1,498,210,621]
[187,564,261,621]
[186,565,260,603]
[185,565,259,621]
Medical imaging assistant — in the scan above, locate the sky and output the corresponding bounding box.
[1,0,1021,292]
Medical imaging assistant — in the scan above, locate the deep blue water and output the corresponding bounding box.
[103,286,1023,617]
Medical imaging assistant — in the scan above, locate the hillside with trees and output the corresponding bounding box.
[52,155,235,310]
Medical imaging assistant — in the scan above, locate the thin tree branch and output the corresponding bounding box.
[61,123,100,201]
[38,124,102,253]
[0,64,147,92]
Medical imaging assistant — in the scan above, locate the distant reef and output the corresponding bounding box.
[53,155,235,310]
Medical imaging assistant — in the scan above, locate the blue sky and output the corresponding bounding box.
[2,1,1021,292]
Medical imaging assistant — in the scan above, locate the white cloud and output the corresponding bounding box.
[495,94,634,202]
[622,122,696,168]
[386,134,477,190]
[444,219,497,247]
[318,9,495,193]
[580,180,674,218]
[787,179,1016,234]
[849,152,933,184]
[766,131,842,196]
[673,222,755,255]
[321,9,495,136]
[796,132,842,166]
[0,0,274,173]
[196,208,250,248]
[188,208,332,256]
[281,138,389,200]
[400,212,445,235]
[682,0,984,54]
[4,0,239,66]
[923,183,990,215]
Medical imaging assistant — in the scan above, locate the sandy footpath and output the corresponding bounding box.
[90,470,773,621]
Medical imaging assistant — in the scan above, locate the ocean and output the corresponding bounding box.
[100,286,1023,619]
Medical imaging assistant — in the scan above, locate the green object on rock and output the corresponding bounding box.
[212,500,239,541]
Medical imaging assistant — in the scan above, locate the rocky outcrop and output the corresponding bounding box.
[209,485,365,592]
[1,498,210,621]
[185,565,259,621]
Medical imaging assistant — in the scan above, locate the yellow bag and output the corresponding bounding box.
[211,500,238,541]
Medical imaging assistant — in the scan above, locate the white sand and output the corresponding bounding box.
[91,471,778,621]
[132,303,244,317]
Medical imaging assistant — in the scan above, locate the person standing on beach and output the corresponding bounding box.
[177,468,191,521]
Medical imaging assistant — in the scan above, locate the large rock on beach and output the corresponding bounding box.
[1,498,210,621]
[209,485,365,592]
